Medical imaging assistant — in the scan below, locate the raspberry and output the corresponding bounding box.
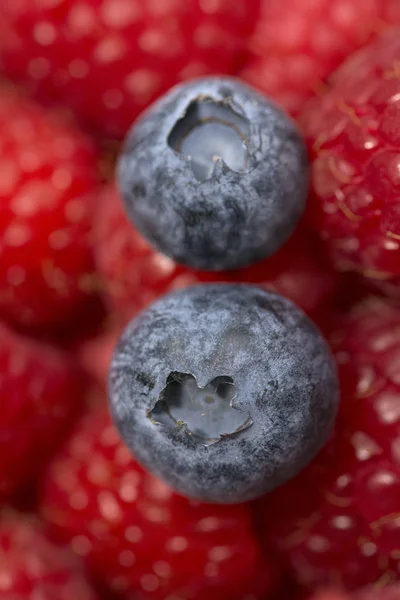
[40,405,278,600]
[0,0,259,138]
[241,0,400,117]
[0,321,85,500]
[0,84,100,332]
[256,296,400,590]
[300,30,400,293]
[334,297,400,561]
[0,511,99,600]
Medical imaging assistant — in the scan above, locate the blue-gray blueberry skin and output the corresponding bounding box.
[117,76,309,271]
[109,284,339,504]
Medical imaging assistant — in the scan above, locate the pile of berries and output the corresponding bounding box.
[0,2,399,599]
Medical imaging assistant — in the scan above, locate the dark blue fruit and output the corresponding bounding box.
[109,284,338,504]
[117,76,309,271]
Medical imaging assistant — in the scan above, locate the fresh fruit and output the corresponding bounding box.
[95,184,336,324]
[300,29,400,293]
[0,510,98,600]
[256,296,400,589]
[118,76,308,270]
[0,0,259,139]
[241,0,400,117]
[40,407,277,600]
[2,4,399,595]
[0,321,85,500]
[109,284,338,503]
[0,84,99,332]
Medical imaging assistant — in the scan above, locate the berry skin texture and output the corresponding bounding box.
[0,321,85,500]
[0,0,259,139]
[241,0,400,117]
[0,85,99,331]
[118,76,309,271]
[109,284,338,504]
[0,511,99,600]
[334,297,400,562]
[301,30,400,292]
[40,407,277,600]
[256,297,400,590]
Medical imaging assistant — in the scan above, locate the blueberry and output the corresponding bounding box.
[109,284,338,504]
[118,76,309,271]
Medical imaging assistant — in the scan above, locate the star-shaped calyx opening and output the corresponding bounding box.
[167,97,251,182]
[148,372,252,446]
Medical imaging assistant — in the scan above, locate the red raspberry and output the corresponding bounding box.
[0,84,100,332]
[300,30,400,293]
[256,296,400,590]
[40,406,278,600]
[333,297,400,562]
[332,296,400,450]
[0,511,99,600]
[95,185,337,324]
[0,0,259,139]
[0,321,85,500]
[241,0,400,117]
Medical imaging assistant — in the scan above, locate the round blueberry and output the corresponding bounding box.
[117,76,309,271]
[109,284,338,504]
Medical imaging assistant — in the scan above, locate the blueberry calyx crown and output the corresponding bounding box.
[167,95,251,183]
[147,371,253,446]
